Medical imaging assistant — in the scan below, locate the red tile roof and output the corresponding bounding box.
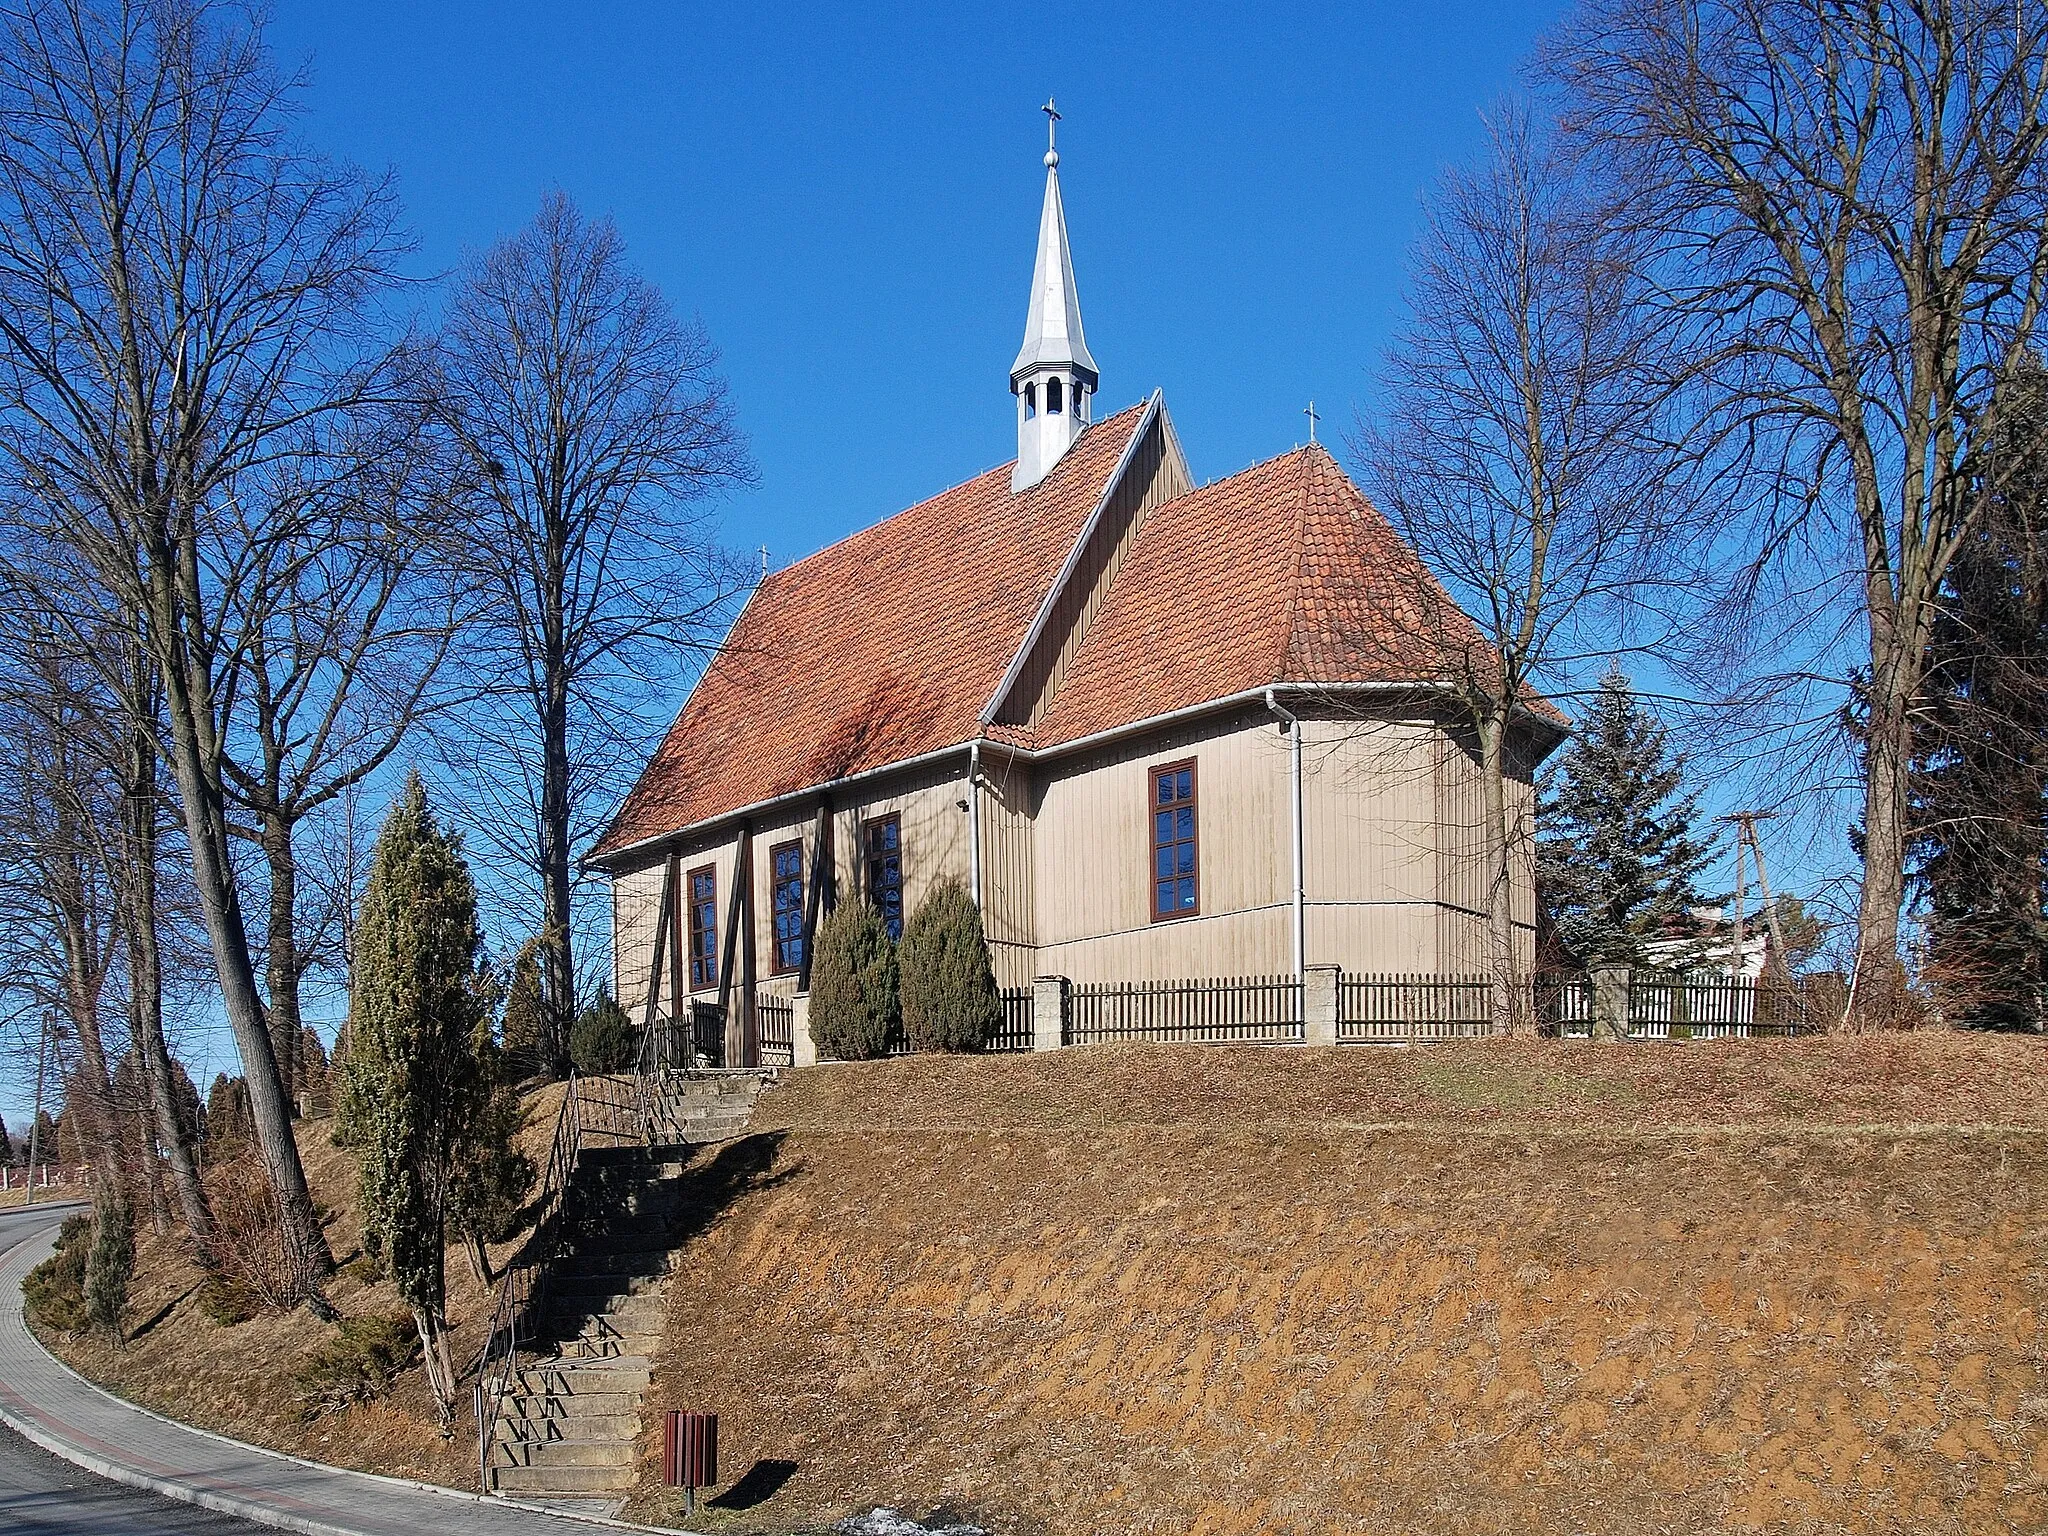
[1030,445,1558,745]
[592,404,1151,860]
[596,429,1559,862]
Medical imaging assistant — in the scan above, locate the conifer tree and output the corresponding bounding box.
[1537,668,1716,965]
[809,899,900,1060]
[498,937,546,1079]
[83,1186,134,1341]
[0,1115,12,1166]
[338,773,494,1423]
[1906,356,2048,1030]
[899,877,1000,1053]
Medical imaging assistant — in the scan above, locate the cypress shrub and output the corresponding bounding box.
[498,937,546,1080]
[338,772,494,1424]
[899,876,1000,1053]
[569,986,637,1074]
[83,1186,134,1340]
[809,899,899,1060]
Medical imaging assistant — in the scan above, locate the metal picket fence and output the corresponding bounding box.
[1337,973,1494,1041]
[1066,974,1303,1046]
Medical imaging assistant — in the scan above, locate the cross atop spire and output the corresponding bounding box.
[1042,97,1061,162]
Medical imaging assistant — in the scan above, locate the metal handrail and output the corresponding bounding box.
[473,1071,584,1493]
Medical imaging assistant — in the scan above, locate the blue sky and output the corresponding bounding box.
[266,0,1569,556]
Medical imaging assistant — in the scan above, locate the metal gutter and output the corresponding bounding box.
[1265,689,1306,987]
[586,739,976,870]
[979,389,1164,726]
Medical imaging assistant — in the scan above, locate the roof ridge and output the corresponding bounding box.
[1274,447,1320,683]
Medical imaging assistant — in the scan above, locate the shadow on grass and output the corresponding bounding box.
[126,1282,197,1341]
[709,1457,798,1509]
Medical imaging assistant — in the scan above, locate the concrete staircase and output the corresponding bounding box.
[486,1072,767,1508]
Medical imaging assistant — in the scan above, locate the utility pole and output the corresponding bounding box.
[1719,811,1787,975]
[25,1010,49,1204]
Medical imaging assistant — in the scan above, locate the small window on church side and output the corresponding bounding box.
[687,865,718,990]
[1046,377,1064,415]
[1149,761,1199,921]
[1024,382,1037,418]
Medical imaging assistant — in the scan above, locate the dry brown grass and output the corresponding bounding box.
[28,1042,2048,1535]
[631,1037,2048,1536]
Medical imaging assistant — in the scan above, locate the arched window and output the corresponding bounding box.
[1046,377,1064,415]
[1023,382,1037,418]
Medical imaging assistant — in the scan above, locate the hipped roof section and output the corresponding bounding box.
[593,421,1560,865]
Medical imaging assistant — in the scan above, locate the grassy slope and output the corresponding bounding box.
[35,1082,569,1489]
[628,1037,2048,1536]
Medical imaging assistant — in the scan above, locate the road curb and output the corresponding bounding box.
[0,1209,703,1536]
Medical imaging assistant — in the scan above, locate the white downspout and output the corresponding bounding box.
[1265,690,1305,985]
[967,740,983,908]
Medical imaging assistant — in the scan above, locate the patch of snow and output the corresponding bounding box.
[835,1508,989,1536]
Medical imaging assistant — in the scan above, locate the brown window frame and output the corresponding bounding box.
[1149,758,1200,922]
[768,839,805,976]
[863,812,905,941]
[686,864,718,991]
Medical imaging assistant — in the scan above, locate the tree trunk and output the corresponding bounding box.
[154,591,331,1289]
[120,723,213,1243]
[538,686,576,1076]
[1478,709,1533,1036]
[262,812,304,1110]
[1850,642,1916,1031]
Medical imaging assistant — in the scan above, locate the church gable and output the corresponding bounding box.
[983,394,1193,731]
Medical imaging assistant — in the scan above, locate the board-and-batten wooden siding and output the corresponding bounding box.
[1030,706,1284,979]
[1430,722,1538,973]
[977,750,1038,989]
[610,756,979,1016]
[994,413,1193,729]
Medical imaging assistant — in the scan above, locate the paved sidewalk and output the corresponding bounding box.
[0,1208,687,1536]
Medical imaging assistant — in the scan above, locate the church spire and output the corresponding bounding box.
[1011,100,1099,493]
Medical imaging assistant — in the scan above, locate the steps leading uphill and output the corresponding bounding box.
[487,1071,767,1509]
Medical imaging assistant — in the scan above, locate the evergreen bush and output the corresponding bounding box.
[21,1215,90,1332]
[899,876,1000,1053]
[291,1312,421,1419]
[809,899,899,1060]
[569,987,637,1074]
[83,1186,134,1340]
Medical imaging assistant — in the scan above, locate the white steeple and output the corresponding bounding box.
[1011,100,1099,493]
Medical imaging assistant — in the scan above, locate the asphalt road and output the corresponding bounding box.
[0,1201,271,1535]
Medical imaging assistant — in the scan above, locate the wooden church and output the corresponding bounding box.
[592,119,1564,1050]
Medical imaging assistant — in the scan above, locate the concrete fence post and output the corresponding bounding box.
[1304,965,1341,1047]
[791,993,817,1068]
[1592,964,1632,1042]
[1032,976,1068,1052]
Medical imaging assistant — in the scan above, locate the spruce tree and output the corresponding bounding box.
[0,1115,12,1166]
[1906,356,2048,1030]
[809,899,900,1060]
[338,773,493,1424]
[899,877,1000,1053]
[1537,668,1717,965]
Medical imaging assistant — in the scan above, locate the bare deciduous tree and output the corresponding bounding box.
[1554,0,2048,1026]
[0,0,415,1293]
[436,192,752,1072]
[1351,103,1702,1032]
